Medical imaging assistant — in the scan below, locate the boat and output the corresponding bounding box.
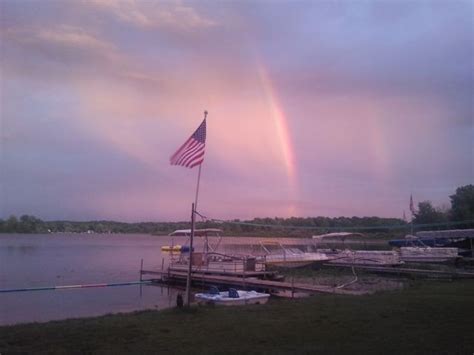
[169,251,267,275]
[313,233,403,266]
[325,249,403,266]
[162,228,223,253]
[161,245,192,252]
[167,229,268,275]
[389,229,474,257]
[389,235,440,248]
[195,286,270,306]
[398,247,459,263]
[258,241,329,268]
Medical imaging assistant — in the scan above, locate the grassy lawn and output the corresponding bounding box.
[1,280,473,354]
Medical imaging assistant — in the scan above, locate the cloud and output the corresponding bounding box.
[1,25,118,82]
[1,22,174,99]
[87,0,216,30]
[36,25,115,52]
[1,0,472,220]
[2,25,114,56]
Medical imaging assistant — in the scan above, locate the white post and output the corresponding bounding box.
[194,164,202,211]
[185,203,195,307]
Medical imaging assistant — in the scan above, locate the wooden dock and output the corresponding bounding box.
[140,269,370,296]
[167,266,278,278]
[323,264,474,278]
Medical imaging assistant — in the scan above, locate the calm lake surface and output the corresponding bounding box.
[0,233,386,325]
[0,233,309,325]
[0,233,185,325]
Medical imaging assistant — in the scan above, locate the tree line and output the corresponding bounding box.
[412,185,474,225]
[0,215,406,236]
[1,184,472,236]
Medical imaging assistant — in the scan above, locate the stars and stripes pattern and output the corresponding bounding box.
[170,118,206,168]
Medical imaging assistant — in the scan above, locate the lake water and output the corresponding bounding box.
[0,233,314,325]
[0,233,186,325]
[0,233,387,325]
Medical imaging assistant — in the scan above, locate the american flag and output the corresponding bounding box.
[170,117,206,168]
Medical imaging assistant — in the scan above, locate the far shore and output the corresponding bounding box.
[0,231,397,240]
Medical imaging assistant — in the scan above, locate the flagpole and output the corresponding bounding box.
[186,202,195,307]
[194,165,202,211]
[185,110,207,307]
[194,110,207,212]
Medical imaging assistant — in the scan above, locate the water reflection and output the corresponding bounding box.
[6,245,38,255]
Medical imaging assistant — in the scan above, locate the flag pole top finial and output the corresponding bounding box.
[204,110,208,119]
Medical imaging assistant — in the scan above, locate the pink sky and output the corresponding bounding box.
[1,0,472,221]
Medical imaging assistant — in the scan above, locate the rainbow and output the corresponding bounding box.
[257,62,298,214]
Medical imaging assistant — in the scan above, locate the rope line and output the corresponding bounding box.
[0,280,152,293]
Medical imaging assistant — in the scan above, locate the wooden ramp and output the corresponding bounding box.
[141,269,369,296]
[323,264,474,278]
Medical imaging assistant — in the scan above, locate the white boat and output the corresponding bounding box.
[195,287,270,306]
[313,232,403,266]
[259,242,329,268]
[325,249,403,266]
[170,252,266,274]
[399,247,459,263]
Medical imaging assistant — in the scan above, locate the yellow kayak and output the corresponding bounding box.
[161,245,182,252]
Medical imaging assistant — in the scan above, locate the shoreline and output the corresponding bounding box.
[1,280,473,354]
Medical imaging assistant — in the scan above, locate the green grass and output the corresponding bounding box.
[1,281,473,354]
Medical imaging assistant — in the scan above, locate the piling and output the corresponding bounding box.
[140,259,143,282]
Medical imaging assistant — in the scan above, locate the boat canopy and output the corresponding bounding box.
[312,232,365,241]
[168,228,223,237]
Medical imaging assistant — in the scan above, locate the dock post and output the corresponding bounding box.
[161,258,165,281]
[140,259,143,282]
[471,237,473,258]
[291,274,294,299]
[185,203,196,307]
[243,260,246,290]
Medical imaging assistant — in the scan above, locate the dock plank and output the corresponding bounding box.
[141,269,368,295]
[323,264,474,278]
[168,266,275,278]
